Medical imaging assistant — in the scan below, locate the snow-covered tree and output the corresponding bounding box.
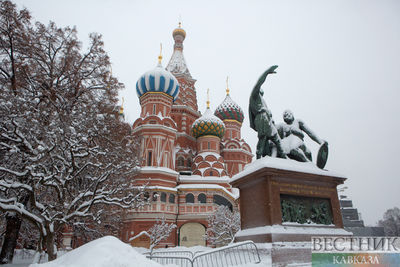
[205,205,240,246]
[0,1,146,262]
[378,207,400,236]
[148,216,176,255]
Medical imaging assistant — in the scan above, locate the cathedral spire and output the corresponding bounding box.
[207,88,210,109]
[166,22,192,78]
[158,43,163,65]
[226,76,230,95]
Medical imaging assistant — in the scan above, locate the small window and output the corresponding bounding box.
[208,142,211,149]
[186,158,192,168]
[198,193,206,203]
[209,171,213,176]
[153,104,156,114]
[144,192,150,201]
[147,151,152,166]
[169,194,175,203]
[185,193,194,203]
[177,157,184,167]
[161,192,167,202]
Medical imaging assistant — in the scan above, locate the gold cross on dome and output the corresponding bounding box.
[226,76,230,95]
[207,88,210,109]
[158,43,163,64]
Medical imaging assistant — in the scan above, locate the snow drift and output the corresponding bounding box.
[29,236,162,267]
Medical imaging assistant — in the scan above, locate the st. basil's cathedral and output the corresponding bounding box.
[122,23,252,248]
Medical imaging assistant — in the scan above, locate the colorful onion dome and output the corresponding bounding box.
[191,108,225,139]
[173,22,186,39]
[136,61,180,101]
[215,93,244,123]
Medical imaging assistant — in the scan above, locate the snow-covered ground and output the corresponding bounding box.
[2,236,312,267]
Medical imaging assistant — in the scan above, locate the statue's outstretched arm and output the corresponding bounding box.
[299,120,324,145]
[251,65,278,98]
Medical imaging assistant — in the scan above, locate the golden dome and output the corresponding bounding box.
[173,22,186,39]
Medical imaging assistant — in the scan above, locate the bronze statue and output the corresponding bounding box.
[249,66,285,159]
[277,109,328,166]
[249,66,329,169]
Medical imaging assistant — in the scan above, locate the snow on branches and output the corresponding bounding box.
[0,1,145,261]
[205,205,240,246]
[148,216,176,254]
[378,207,400,236]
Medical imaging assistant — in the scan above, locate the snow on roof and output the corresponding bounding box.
[144,186,178,192]
[176,184,239,200]
[140,166,179,176]
[30,236,162,267]
[179,175,231,183]
[235,224,352,238]
[196,151,221,159]
[231,156,346,183]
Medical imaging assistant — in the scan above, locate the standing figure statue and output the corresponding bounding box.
[249,66,286,159]
[277,109,329,168]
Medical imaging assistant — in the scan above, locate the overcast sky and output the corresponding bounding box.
[14,0,400,226]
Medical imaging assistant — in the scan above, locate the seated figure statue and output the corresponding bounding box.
[277,109,327,163]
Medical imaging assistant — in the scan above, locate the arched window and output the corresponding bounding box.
[198,193,206,203]
[213,195,233,211]
[169,194,175,203]
[185,193,194,203]
[187,158,192,168]
[161,192,167,202]
[177,157,184,167]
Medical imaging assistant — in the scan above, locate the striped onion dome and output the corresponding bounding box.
[191,108,225,139]
[214,94,244,123]
[136,62,180,101]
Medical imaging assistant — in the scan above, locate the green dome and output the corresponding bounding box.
[214,94,244,123]
[191,108,225,139]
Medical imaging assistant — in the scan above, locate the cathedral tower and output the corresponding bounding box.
[215,83,252,176]
[167,23,200,175]
[191,91,227,177]
[132,53,179,187]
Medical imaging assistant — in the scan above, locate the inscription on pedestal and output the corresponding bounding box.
[272,181,336,196]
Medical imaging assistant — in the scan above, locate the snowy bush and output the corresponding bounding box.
[148,216,177,254]
[205,205,240,246]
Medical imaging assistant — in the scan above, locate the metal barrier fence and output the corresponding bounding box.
[146,241,261,267]
[144,250,203,259]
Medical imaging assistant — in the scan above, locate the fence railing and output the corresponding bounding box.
[146,241,261,267]
[144,249,204,259]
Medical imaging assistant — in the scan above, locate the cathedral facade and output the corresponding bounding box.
[122,24,252,248]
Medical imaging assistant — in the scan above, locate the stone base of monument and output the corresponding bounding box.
[231,157,352,266]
